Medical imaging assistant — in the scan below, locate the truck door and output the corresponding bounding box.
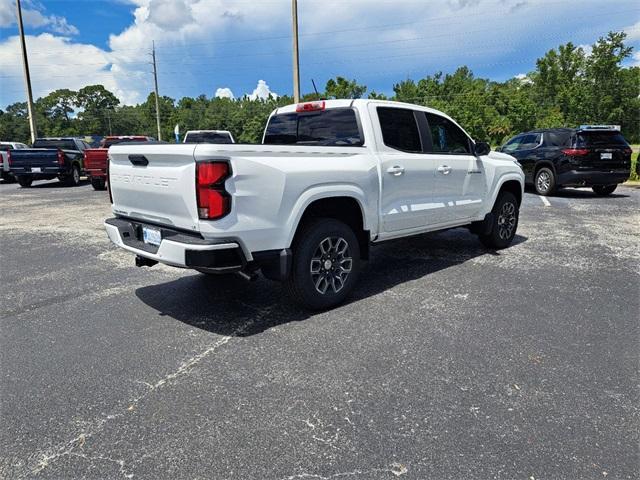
[424,112,486,222]
[372,105,439,232]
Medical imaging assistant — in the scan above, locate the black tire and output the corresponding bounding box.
[534,167,556,196]
[91,177,106,190]
[479,191,519,249]
[2,173,16,183]
[285,218,361,310]
[62,164,81,186]
[17,176,33,188]
[592,184,617,196]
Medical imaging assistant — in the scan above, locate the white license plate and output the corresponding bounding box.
[32,167,41,173]
[142,227,161,246]
[601,153,613,160]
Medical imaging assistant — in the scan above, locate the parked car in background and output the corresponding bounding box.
[9,137,90,188]
[499,125,632,196]
[0,141,28,182]
[106,99,524,309]
[183,130,235,144]
[84,136,154,190]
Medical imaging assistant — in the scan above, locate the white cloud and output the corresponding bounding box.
[622,20,640,42]
[514,73,533,85]
[632,51,640,67]
[0,0,79,35]
[215,87,234,99]
[578,44,593,57]
[248,80,278,101]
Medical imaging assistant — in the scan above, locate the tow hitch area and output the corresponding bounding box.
[135,255,158,268]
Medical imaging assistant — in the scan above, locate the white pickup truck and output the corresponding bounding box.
[106,99,524,309]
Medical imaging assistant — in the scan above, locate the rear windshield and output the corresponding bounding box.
[184,132,233,144]
[263,108,363,146]
[0,144,13,151]
[102,137,149,148]
[576,132,629,147]
[33,139,77,150]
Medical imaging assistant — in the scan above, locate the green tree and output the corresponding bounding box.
[325,76,367,99]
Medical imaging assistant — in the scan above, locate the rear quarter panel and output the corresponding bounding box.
[193,144,380,255]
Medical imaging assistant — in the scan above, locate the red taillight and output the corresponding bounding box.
[7,150,11,166]
[296,101,325,112]
[57,149,65,166]
[562,148,589,156]
[196,162,230,220]
[623,147,632,156]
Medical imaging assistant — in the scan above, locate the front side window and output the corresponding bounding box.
[425,113,471,154]
[502,136,523,153]
[377,107,422,153]
[264,108,363,146]
[518,134,541,150]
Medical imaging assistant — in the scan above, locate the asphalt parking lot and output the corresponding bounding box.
[1,179,638,479]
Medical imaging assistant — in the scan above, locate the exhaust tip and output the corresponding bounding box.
[135,255,158,268]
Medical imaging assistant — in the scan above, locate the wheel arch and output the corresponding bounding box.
[288,193,370,260]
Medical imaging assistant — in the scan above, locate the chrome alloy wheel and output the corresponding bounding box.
[73,166,80,184]
[536,170,551,193]
[310,236,353,294]
[497,202,517,240]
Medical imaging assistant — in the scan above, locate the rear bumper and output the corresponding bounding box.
[557,169,630,187]
[104,217,245,272]
[86,168,107,179]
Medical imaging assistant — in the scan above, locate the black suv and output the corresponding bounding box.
[499,126,632,196]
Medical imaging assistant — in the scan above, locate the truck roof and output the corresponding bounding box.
[274,99,458,123]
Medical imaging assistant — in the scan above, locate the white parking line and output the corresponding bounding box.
[539,195,551,207]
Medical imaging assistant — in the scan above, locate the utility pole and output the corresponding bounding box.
[291,0,300,103]
[151,41,162,141]
[16,0,37,143]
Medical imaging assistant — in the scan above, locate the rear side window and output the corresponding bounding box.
[264,108,363,146]
[544,131,572,147]
[425,113,471,154]
[576,132,629,147]
[184,132,233,144]
[377,107,422,153]
[33,139,77,150]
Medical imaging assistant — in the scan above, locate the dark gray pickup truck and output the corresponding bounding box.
[9,137,90,188]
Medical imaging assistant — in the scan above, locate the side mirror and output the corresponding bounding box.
[474,141,491,156]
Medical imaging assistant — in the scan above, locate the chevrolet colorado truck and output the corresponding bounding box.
[9,137,89,187]
[105,100,524,309]
[84,136,154,190]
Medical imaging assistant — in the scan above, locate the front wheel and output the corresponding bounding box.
[285,218,361,310]
[479,191,519,249]
[592,184,617,196]
[17,176,33,188]
[91,177,106,190]
[534,167,556,196]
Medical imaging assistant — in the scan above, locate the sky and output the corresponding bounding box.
[0,0,639,108]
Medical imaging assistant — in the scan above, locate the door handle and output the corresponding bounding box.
[387,165,405,176]
[128,154,149,166]
[437,165,452,175]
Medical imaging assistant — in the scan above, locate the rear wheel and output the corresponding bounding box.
[91,177,106,190]
[63,164,81,186]
[285,218,361,310]
[479,191,519,249]
[2,173,16,183]
[534,167,556,196]
[17,176,32,188]
[592,184,617,196]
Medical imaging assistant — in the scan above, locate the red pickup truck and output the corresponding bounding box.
[84,136,154,190]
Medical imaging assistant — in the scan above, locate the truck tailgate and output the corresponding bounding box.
[109,144,200,232]
[9,149,60,169]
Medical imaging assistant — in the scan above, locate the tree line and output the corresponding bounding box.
[1,31,638,146]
